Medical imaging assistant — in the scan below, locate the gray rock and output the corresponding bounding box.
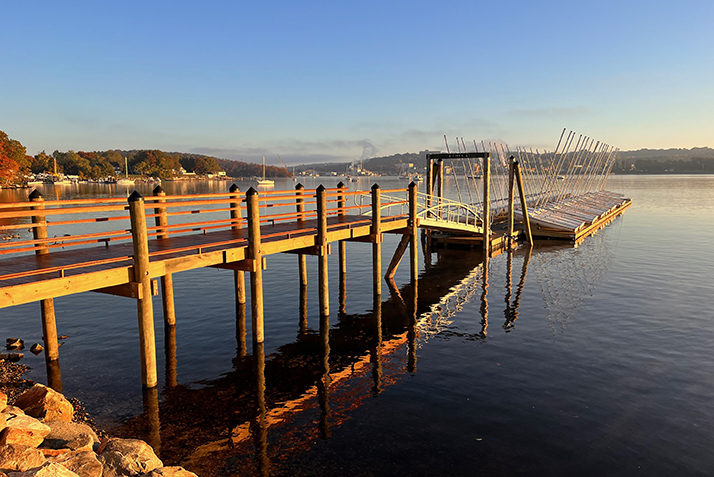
[49,451,102,477]
[0,414,51,447]
[40,422,99,451]
[97,439,162,477]
[6,462,79,476]
[14,385,74,423]
[0,443,46,473]
[139,467,198,477]
[29,345,43,356]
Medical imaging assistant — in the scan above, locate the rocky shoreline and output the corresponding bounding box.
[0,361,196,477]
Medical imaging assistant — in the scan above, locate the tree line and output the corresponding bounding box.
[0,130,291,185]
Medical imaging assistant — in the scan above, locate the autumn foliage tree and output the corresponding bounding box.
[0,130,29,185]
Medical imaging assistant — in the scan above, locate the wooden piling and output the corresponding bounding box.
[483,153,491,257]
[29,190,59,364]
[295,183,308,288]
[230,184,246,305]
[165,324,178,387]
[128,191,158,388]
[153,186,176,325]
[436,159,444,205]
[316,185,330,317]
[409,182,419,285]
[514,161,533,244]
[337,182,347,312]
[246,188,264,345]
[371,184,382,297]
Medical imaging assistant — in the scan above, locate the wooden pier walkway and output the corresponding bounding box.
[0,151,631,390]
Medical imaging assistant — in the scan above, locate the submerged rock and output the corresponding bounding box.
[29,346,43,356]
[14,385,73,423]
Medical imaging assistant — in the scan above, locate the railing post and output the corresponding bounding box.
[153,186,176,326]
[29,190,60,368]
[316,185,330,318]
[371,184,382,297]
[229,184,246,305]
[507,156,516,245]
[483,153,491,257]
[337,181,347,315]
[295,183,308,288]
[436,159,444,217]
[246,187,264,345]
[128,191,158,388]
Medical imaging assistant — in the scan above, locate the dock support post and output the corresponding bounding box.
[29,191,60,367]
[483,153,491,257]
[230,184,246,306]
[507,156,515,245]
[425,155,433,257]
[153,186,176,326]
[337,182,347,315]
[514,161,533,244]
[128,191,158,388]
[295,184,308,288]
[409,182,419,285]
[436,159,444,213]
[316,185,330,318]
[246,188,264,346]
[371,184,382,297]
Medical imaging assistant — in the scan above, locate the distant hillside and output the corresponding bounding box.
[618,147,714,161]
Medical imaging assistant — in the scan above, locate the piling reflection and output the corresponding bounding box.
[408,282,418,374]
[251,342,269,477]
[504,245,532,330]
[236,302,247,358]
[479,254,489,339]
[317,313,331,439]
[141,386,161,455]
[164,325,177,388]
[299,284,308,336]
[370,293,383,396]
[45,359,62,393]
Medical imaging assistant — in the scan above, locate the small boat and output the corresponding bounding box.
[257,157,274,186]
[117,158,134,185]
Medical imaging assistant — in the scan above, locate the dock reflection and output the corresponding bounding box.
[100,241,593,476]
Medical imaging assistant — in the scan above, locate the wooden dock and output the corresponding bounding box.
[0,150,630,390]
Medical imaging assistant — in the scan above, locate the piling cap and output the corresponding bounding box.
[229,184,239,193]
[128,190,144,202]
[337,181,345,188]
[409,181,417,188]
[371,183,380,190]
[316,184,326,192]
[295,183,304,190]
[246,187,258,196]
[29,190,43,200]
[152,185,165,195]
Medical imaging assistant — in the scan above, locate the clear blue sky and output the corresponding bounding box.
[2,0,712,164]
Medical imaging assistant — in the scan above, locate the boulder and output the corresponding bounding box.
[49,451,102,477]
[0,354,24,362]
[14,385,73,423]
[139,468,198,477]
[0,392,6,409]
[40,422,99,452]
[6,462,79,476]
[0,443,46,473]
[29,345,43,356]
[0,415,51,447]
[97,439,162,477]
[0,414,6,432]
[6,339,23,351]
[2,408,25,416]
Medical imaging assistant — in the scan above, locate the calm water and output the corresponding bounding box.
[1,175,713,476]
